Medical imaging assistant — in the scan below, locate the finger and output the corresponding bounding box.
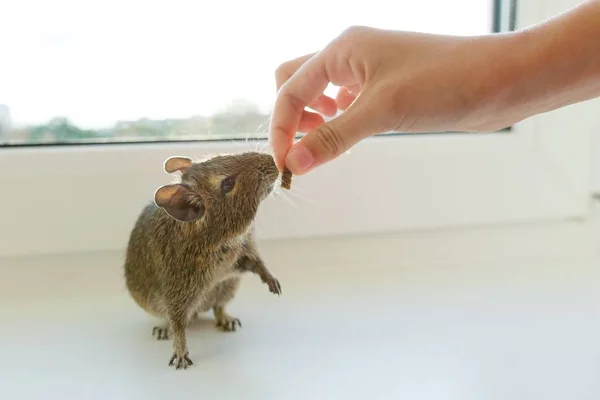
[298,110,326,133]
[308,94,338,116]
[275,54,337,125]
[269,52,331,170]
[335,86,357,110]
[284,87,382,175]
[275,52,317,91]
[346,84,362,95]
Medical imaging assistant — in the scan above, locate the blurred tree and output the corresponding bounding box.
[19,99,271,144]
[28,117,98,142]
[211,98,270,136]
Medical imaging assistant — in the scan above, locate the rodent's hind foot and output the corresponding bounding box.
[169,352,193,370]
[152,326,171,341]
[216,315,242,332]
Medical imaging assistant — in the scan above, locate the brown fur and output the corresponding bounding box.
[124,151,282,370]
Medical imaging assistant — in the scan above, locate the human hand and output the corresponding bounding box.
[268,26,521,175]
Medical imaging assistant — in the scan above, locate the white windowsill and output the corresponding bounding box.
[2,212,600,399]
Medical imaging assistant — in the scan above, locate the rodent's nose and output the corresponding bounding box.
[258,161,279,182]
[260,154,278,172]
[261,153,276,165]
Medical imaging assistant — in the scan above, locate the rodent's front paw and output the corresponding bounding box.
[152,326,171,341]
[216,315,242,332]
[263,275,282,295]
[169,352,193,370]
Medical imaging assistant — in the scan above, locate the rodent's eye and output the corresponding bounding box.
[221,175,236,194]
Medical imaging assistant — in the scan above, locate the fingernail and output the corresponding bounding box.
[286,145,314,174]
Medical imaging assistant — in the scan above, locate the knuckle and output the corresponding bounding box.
[274,62,292,87]
[278,87,306,113]
[340,25,368,39]
[330,25,372,57]
[316,124,345,157]
[275,60,296,88]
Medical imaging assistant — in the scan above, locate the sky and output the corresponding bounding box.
[0,0,492,129]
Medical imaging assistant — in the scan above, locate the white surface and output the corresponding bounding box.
[1,220,600,400]
[1,0,599,258]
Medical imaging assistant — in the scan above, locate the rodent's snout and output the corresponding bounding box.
[261,153,277,167]
[258,154,279,179]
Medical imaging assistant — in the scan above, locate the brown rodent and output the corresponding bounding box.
[124,151,282,370]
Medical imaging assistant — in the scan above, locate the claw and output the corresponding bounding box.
[169,352,193,370]
[153,326,170,340]
[263,274,282,296]
[230,319,240,331]
[217,317,242,332]
[271,278,282,295]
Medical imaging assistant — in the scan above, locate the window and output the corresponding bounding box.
[1,0,504,146]
[3,0,594,259]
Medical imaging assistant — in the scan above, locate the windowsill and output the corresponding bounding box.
[2,216,600,399]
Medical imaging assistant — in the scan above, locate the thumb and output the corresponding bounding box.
[285,89,380,175]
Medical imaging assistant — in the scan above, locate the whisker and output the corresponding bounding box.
[229,139,247,149]
[284,183,309,195]
[270,187,282,199]
[245,134,253,149]
[268,178,283,198]
[260,141,271,153]
[280,191,299,208]
[284,189,314,206]
[255,121,270,134]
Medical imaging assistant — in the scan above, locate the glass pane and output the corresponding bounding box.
[0,0,495,146]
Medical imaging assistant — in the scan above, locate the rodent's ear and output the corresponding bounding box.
[154,184,205,222]
[164,156,193,174]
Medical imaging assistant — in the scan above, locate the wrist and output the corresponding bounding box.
[456,31,535,132]
[475,1,600,131]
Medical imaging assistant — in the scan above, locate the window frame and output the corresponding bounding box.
[0,0,597,258]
